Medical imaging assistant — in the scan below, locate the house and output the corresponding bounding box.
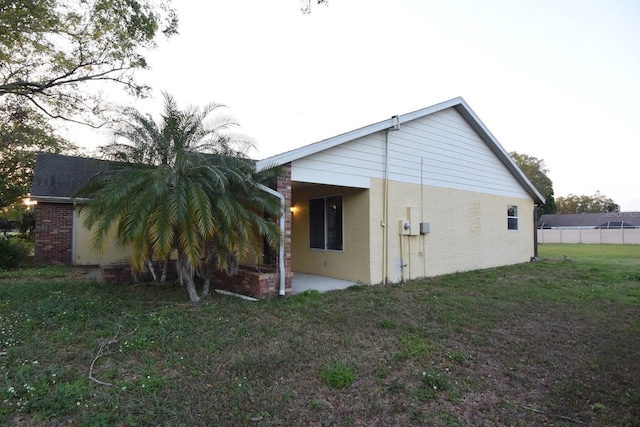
[30,97,544,296]
[30,153,132,266]
[256,97,544,290]
[538,212,640,229]
[537,212,640,244]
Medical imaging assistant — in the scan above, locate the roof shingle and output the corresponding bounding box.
[30,153,112,199]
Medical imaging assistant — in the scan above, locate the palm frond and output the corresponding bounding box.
[85,93,286,302]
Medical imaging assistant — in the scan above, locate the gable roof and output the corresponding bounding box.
[30,153,113,202]
[257,97,544,205]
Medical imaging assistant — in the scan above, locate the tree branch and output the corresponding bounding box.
[521,405,586,425]
[19,93,107,128]
[88,327,136,386]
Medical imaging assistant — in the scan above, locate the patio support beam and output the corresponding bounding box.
[257,183,286,296]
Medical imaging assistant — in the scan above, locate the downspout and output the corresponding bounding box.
[533,205,539,260]
[382,130,390,285]
[257,184,286,296]
[72,202,77,264]
[383,116,400,285]
[421,158,426,277]
[399,235,405,284]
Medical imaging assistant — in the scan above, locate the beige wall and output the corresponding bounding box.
[291,180,535,284]
[74,207,133,265]
[371,180,534,283]
[291,185,370,282]
[369,178,535,283]
[73,206,262,267]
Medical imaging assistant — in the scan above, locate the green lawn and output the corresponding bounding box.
[1,244,639,426]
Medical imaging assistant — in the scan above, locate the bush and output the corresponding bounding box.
[0,236,31,270]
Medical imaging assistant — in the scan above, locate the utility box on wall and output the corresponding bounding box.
[399,208,424,236]
[399,220,411,235]
[420,222,430,234]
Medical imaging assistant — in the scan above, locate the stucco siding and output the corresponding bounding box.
[74,207,132,265]
[368,178,535,284]
[290,185,370,283]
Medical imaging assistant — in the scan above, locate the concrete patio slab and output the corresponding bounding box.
[292,272,360,294]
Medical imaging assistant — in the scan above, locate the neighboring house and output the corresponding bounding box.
[30,97,545,295]
[30,153,132,266]
[538,212,640,229]
[537,212,640,245]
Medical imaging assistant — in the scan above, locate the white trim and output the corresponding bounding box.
[30,196,90,204]
[256,97,544,205]
[291,168,370,189]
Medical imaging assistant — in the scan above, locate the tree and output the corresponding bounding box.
[556,191,620,214]
[0,0,178,214]
[0,0,178,124]
[300,0,328,14]
[0,99,76,208]
[0,202,34,236]
[79,94,281,304]
[510,151,556,216]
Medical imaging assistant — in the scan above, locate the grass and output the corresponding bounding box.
[1,244,639,426]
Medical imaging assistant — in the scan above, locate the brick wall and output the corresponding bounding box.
[212,268,280,298]
[276,163,293,295]
[34,202,74,265]
[100,262,133,283]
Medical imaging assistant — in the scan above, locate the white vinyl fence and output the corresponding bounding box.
[537,228,640,245]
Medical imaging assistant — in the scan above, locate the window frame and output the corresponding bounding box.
[507,204,518,230]
[309,195,344,251]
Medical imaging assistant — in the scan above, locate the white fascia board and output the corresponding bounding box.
[396,97,464,125]
[256,97,466,172]
[256,121,393,171]
[255,95,545,205]
[453,102,546,205]
[30,196,90,204]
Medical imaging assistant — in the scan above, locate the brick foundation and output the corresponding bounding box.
[212,267,281,298]
[99,261,286,298]
[100,262,133,283]
[34,203,74,265]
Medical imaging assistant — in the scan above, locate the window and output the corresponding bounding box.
[309,195,343,250]
[507,205,518,230]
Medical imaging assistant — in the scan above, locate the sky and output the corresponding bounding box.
[74,0,640,210]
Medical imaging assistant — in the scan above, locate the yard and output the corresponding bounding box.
[1,244,639,426]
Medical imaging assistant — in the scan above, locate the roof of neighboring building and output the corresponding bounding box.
[256,97,544,205]
[30,153,113,201]
[538,212,640,228]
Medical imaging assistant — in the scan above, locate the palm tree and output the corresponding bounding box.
[79,94,281,303]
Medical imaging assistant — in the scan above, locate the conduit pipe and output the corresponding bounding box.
[256,183,286,296]
[215,289,259,302]
[71,202,77,264]
[383,117,400,285]
[421,158,427,277]
[382,130,390,285]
